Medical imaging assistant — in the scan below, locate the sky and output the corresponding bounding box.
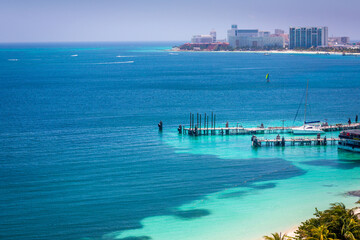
[1,0,360,43]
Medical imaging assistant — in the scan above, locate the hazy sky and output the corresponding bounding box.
[1,0,360,43]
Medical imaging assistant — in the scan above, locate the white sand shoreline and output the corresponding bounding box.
[272,207,360,240]
[168,49,360,56]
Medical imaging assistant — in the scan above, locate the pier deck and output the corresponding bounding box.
[251,136,340,147]
[181,123,360,136]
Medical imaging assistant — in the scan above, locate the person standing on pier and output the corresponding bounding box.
[348,118,352,125]
[356,115,358,123]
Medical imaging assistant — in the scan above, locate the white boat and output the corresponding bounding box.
[338,130,360,153]
[292,121,324,135]
[292,80,324,135]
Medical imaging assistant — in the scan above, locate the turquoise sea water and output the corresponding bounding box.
[1,42,360,240]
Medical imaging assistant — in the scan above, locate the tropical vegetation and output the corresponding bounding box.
[264,203,360,240]
[263,232,289,240]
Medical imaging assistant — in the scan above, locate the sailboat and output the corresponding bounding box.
[292,80,324,135]
[266,73,270,83]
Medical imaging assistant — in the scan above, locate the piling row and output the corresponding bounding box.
[252,136,339,147]
[179,112,218,136]
[178,114,360,136]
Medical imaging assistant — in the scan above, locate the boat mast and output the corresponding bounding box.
[304,80,309,124]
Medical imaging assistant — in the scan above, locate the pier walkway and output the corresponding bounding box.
[178,112,360,136]
[181,123,360,136]
[251,136,340,147]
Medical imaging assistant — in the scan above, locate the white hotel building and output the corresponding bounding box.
[227,25,284,49]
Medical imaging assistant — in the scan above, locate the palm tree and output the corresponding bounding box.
[340,218,360,240]
[263,232,289,240]
[310,225,338,240]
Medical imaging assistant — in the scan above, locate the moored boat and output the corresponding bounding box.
[292,121,324,135]
[292,80,324,135]
[338,130,360,153]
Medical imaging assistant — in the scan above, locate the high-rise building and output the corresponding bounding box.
[340,37,350,44]
[191,35,213,44]
[191,30,217,43]
[259,31,271,37]
[328,36,350,46]
[227,25,284,49]
[275,29,285,35]
[289,27,328,49]
[210,30,217,43]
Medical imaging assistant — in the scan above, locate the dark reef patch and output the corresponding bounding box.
[249,182,276,190]
[117,237,151,240]
[219,183,276,199]
[301,159,360,170]
[172,209,210,220]
[218,190,248,199]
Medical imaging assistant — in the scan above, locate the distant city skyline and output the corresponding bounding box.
[1,0,360,43]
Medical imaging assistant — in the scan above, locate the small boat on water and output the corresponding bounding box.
[292,80,324,135]
[266,73,270,83]
[338,130,360,153]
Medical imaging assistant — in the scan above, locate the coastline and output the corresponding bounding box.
[169,49,360,56]
[279,207,360,239]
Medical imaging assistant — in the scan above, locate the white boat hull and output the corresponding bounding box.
[292,122,324,135]
[292,129,324,135]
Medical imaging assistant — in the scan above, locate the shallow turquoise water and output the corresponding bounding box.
[1,42,360,240]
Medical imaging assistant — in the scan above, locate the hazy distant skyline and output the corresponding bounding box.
[1,0,360,43]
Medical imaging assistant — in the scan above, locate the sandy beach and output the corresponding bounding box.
[170,48,360,56]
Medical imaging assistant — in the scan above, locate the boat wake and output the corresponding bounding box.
[71,54,78,57]
[116,55,134,58]
[93,61,134,64]
[8,59,19,61]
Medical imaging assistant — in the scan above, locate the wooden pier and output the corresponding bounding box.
[178,113,360,136]
[181,126,293,136]
[251,136,340,147]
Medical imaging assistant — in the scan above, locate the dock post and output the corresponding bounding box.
[189,112,192,132]
[200,114,202,135]
[192,114,194,131]
[214,114,216,133]
[207,115,209,135]
[197,113,199,129]
[158,121,163,131]
[211,112,213,135]
[204,113,206,135]
[252,136,260,147]
[178,125,182,134]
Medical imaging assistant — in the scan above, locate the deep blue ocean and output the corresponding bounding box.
[1,42,360,240]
